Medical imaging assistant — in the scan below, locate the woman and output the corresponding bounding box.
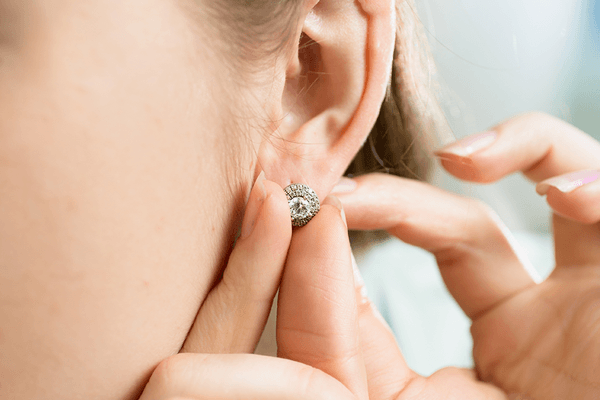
[1,0,599,399]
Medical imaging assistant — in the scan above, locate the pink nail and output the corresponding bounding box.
[351,254,367,298]
[240,172,267,239]
[322,195,347,228]
[331,177,357,194]
[322,195,343,211]
[536,169,600,195]
[436,131,498,157]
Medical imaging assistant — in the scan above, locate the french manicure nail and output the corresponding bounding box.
[435,131,498,158]
[240,172,267,239]
[323,194,343,211]
[536,169,600,195]
[352,253,390,328]
[331,177,357,194]
[323,195,347,228]
[351,253,368,298]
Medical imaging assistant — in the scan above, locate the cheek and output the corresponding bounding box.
[0,1,251,398]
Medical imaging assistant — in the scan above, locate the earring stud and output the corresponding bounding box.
[284,183,320,227]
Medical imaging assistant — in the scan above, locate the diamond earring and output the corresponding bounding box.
[284,184,320,227]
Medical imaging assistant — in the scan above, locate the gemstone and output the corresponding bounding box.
[283,183,320,227]
[289,197,311,219]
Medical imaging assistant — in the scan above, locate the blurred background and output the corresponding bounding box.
[422,0,600,234]
[359,0,600,376]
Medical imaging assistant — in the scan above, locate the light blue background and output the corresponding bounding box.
[420,0,600,234]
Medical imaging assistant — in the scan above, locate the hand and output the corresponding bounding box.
[138,177,504,400]
[178,173,291,354]
[136,178,360,400]
[336,112,600,399]
[276,196,506,400]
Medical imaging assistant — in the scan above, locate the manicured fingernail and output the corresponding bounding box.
[351,253,368,299]
[240,171,267,239]
[323,194,342,211]
[323,195,347,228]
[331,177,357,194]
[435,131,498,158]
[351,253,390,328]
[536,169,600,195]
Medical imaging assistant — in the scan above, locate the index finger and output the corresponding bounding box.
[435,112,600,183]
[336,173,537,319]
[435,112,600,266]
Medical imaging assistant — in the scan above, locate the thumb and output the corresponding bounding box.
[139,353,357,400]
[277,196,368,400]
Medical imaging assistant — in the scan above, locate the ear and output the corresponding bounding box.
[257,0,396,200]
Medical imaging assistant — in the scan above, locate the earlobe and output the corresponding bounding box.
[257,0,396,201]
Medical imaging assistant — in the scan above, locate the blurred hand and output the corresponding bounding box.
[336,112,600,399]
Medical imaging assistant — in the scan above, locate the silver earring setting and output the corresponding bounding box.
[284,184,320,227]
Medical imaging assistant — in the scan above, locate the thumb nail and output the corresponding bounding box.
[322,195,347,229]
[351,253,368,299]
[331,177,357,194]
[240,172,267,239]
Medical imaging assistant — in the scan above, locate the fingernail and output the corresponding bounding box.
[323,194,342,211]
[331,177,357,194]
[435,131,498,158]
[240,172,267,239]
[352,253,390,329]
[322,195,347,228]
[536,169,600,195]
[351,253,368,299]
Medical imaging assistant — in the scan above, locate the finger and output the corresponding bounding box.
[435,112,600,183]
[539,169,600,266]
[435,113,600,267]
[140,353,357,400]
[536,169,600,224]
[181,173,292,353]
[352,263,508,400]
[351,255,419,400]
[538,170,600,265]
[424,368,508,399]
[277,196,369,400]
[335,173,538,319]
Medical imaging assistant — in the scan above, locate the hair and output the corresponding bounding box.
[347,0,449,181]
[202,0,448,181]
[199,0,451,248]
[200,0,450,246]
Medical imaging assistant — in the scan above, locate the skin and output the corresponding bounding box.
[0,0,256,398]
[0,0,394,398]
[140,113,600,400]
[2,1,600,400]
[332,113,600,400]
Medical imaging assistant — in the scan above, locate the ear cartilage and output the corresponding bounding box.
[284,184,320,227]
